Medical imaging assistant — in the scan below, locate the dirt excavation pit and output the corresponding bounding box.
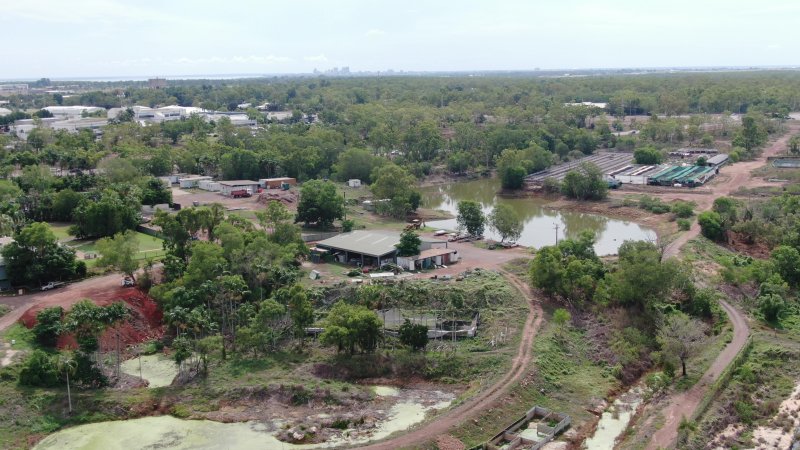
[120,354,178,388]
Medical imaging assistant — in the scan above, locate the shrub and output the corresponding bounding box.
[32,307,63,347]
[18,350,59,387]
[671,201,695,218]
[698,211,725,241]
[677,219,691,231]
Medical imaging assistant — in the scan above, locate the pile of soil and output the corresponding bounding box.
[20,288,164,351]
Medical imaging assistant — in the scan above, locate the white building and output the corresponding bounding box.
[348,179,362,188]
[43,105,104,119]
[219,180,260,197]
[179,176,213,189]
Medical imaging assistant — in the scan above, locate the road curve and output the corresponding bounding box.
[645,299,749,450]
[358,270,543,450]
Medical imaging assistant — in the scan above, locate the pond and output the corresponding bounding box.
[421,177,655,255]
[120,354,178,388]
[34,388,454,449]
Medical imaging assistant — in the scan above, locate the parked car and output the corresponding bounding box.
[41,281,65,291]
[122,276,135,287]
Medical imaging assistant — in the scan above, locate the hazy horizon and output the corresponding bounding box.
[2,0,799,79]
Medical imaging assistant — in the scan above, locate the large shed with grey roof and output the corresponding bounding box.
[314,230,451,268]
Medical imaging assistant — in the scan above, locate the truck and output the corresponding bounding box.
[41,281,65,291]
[231,189,252,198]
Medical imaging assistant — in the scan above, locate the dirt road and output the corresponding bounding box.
[645,300,750,450]
[358,270,543,450]
[640,123,800,447]
[0,273,125,332]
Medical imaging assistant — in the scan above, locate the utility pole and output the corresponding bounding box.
[554,223,560,246]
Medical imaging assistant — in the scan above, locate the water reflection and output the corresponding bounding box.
[421,177,654,256]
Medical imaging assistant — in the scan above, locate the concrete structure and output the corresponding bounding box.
[259,177,296,189]
[564,101,607,109]
[348,179,362,188]
[219,180,260,197]
[178,176,213,189]
[485,406,570,450]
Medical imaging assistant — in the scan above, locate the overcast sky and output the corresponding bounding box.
[2,0,798,79]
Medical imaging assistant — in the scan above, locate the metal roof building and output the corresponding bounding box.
[315,231,445,267]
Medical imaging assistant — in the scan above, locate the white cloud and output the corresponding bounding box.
[365,29,386,38]
[304,54,329,62]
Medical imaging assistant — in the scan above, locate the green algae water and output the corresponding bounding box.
[422,177,655,255]
[120,354,178,388]
[35,392,453,449]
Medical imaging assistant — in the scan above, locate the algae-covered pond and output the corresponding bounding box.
[422,177,655,255]
[35,388,454,449]
[120,354,178,388]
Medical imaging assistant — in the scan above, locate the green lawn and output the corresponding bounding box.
[64,232,165,263]
[48,223,73,241]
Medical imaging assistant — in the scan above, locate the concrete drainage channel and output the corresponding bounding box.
[469,406,571,450]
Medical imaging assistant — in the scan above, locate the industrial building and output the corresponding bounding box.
[526,152,633,185]
[313,230,457,268]
[607,164,666,185]
[178,176,213,189]
[218,180,260,196]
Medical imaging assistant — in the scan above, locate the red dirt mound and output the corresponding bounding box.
[20,288,165,351]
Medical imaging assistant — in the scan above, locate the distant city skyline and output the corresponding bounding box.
[2,0,798,79]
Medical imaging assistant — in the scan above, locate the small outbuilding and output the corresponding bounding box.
[706,154,730,169]
[259,177,297,189]
[348,179,362,188]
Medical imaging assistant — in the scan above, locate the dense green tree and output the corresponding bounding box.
[1,222,83,286]
[456,200,486,237]
[71,189,141,238]
[320,301,382,355]
[295,180,345,227]
[96,230,140,280]
[396,230,421,257]
[332,148,385,183]
[698,211,725,241]
[287,285,314,344]
[18,350,60,387]
[561,162,608,200]
[633,146,664,165]
[33,307,64,347]
[758,293,786,324]
[489,204,523,243]
[770,245,800,286]
[399,319,429,351]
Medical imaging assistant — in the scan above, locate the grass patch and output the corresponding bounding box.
[450,310,615,447]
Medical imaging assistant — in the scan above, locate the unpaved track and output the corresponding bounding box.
[640,122,800,448]
[358,270,543,450]
[645,300,750,450]
[0,273,124,332]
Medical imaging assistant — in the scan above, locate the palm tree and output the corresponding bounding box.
[58,354,77,414]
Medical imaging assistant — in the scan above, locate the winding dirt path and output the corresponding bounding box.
[645,300,750,450]
[358,270,543,450]
[640,122,800,448]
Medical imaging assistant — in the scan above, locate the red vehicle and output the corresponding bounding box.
[231,189,252,198]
